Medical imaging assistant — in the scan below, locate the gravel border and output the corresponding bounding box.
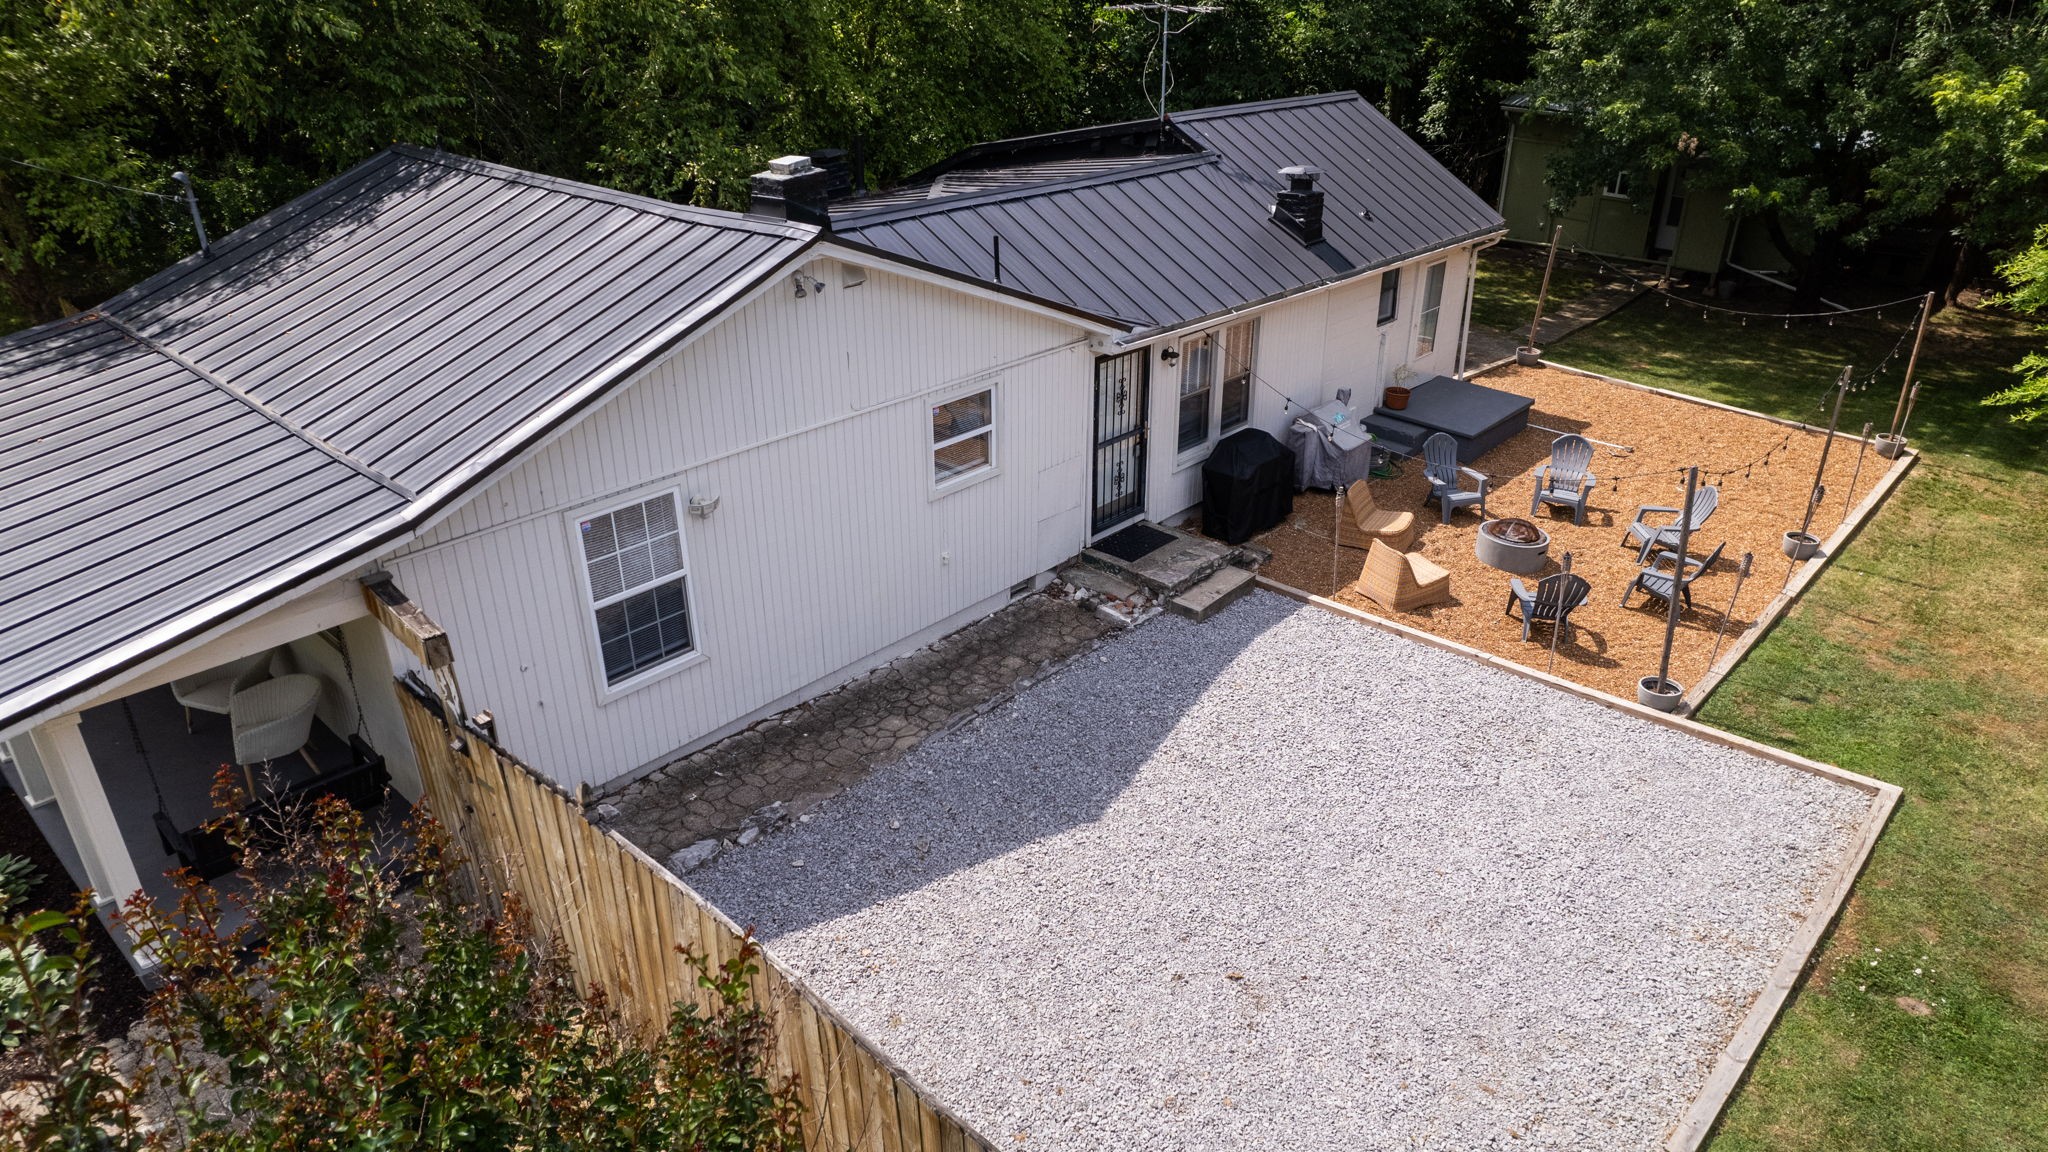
[692,591,1873,1152]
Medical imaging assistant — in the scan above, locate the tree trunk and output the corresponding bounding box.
[1944,239,1972,307]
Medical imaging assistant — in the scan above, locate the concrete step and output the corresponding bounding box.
[1168,565,1257,622]
[1060,564,1143,603]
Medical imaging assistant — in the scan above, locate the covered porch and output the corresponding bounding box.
[1,579,426,972]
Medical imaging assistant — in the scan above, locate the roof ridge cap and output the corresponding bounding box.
[835,153,1217,227]
[389,147,817,240]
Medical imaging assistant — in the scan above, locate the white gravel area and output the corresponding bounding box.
[691,591,1873,1152]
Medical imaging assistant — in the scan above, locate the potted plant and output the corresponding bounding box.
[1781,530,1821,560]
[1515,346,1543,367]
[1383,366,1415,410]
[1638,676,1684,712]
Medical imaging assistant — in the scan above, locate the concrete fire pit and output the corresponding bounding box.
[1475,516,1551,574]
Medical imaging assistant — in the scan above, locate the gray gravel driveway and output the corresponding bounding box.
[691,591,1872,1152]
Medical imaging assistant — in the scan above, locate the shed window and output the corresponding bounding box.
[1604,172,1630,198]
[1377,268,1401,325]
[580,494,693,684]
[1219,319,1258,432]
[933,387,995,484]
[1415,261,1447,357]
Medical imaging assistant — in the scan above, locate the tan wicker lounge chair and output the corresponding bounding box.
[1337,479,1417,551]
[1353,539,1452,612]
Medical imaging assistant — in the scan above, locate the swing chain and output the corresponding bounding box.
[336,628,376,754]
[120,696,171,814]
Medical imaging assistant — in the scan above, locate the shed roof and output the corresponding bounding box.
[0,147,820,733]
[833,92,1506,335]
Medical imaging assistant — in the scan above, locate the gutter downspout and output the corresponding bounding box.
[1454,236,1502,377]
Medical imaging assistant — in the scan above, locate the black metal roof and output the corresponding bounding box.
[833,92,1506,334]
[0,147,818,732]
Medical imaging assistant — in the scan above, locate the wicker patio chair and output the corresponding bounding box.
[170,652,275,732]
[1354,539,1452,612]
[230,673,324,775]
[1621,485,1720,562]
[1337,478,1417,551]
[1422,432,1488,524]
[1530,434,1598,525]
[1621,540,1726,609]
[1505,571,1593,641]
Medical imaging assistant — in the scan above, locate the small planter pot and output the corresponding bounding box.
[1475,518,1551,575]
[1781,530,1821,561]
[1515,346,1544,367]
[1638,676,1685,712]
[1874,433,1908,459]
[1383,385,1411,411]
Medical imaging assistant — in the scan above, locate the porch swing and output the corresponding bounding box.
[134,630,392,881]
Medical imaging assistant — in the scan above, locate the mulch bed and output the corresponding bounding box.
[1,787,151,1039]
[1249,364,1882,700]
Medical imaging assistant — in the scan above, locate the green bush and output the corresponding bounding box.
[0,786,801,1151]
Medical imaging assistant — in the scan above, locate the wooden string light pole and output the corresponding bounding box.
[1527,224,1565,349]
[1888,292,1934,438]
[1844,421,1873,514]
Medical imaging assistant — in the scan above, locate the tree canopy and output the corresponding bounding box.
[2,0,2044,328]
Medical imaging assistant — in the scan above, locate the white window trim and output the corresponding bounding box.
[929,378,1001,499]
[1415,260,1448,358]
[1172,319,1260,470]
[1603,172,1631,200]
[565,486,706,705]
[1376,267,1401,326]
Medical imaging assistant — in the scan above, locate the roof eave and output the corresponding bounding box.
[1111,225,1508,345]
[0,235,821,740]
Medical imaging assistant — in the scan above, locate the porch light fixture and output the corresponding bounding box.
[1159,345,1180,364]
[687,494,720,518]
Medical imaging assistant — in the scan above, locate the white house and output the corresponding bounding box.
[0,92,1503,969]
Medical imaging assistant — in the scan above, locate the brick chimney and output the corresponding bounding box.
[747,155,832,226]
[1271,165,1324,246]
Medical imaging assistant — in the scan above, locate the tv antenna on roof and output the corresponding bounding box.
[1103,3,1220,124]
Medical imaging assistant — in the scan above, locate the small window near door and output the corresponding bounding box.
[1604,172,1630,199]
[1415,261,1447,357]
[1377,268,1401,325]
[1177,333,1216,452]
[932,386,996,485]
[580,493,693,685]
[1218,319,1258,433]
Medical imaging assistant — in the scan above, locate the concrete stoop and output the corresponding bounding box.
[1061,521,1263,626]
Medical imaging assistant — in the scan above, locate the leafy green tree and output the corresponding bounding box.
[0,788,800,1151]
[1985,227,2048,421]
[1528,0,2048,295]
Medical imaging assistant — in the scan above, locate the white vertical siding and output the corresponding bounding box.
[1141,243,1482,523]
[378,262,1095,788]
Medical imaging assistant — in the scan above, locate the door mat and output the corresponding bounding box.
[1093,522,1178,564]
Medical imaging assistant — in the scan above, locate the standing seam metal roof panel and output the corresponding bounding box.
[0,147,819,732]
[834,92,1506,335]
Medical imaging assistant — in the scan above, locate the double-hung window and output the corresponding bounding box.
[1415,261,1447,357]
[1177,318,1259,455]
[1177,333,1216,453]
[1218,319,1257,433]
[932,386,996,485]
[579,493,693,686]
[1377,267,1401,325]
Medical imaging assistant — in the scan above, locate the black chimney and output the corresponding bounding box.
[1271,165,1324,246]
[747,155,832,226]
[807,148,854,200]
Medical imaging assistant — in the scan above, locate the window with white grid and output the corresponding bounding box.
[578,493,693,685]
[932,386,996,486]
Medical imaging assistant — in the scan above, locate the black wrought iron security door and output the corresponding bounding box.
[1092,349,1150,534]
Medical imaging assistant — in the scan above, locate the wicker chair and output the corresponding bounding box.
[1353,539,1452,612]
[169,649,284,732]
[230,673,324,773]
[1336,479,1417,551]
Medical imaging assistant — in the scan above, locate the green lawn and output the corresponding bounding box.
[1547,292,2048,1150]
[1469,247,1603,334]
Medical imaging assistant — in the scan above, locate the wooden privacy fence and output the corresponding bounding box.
[393,675,994,1152]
